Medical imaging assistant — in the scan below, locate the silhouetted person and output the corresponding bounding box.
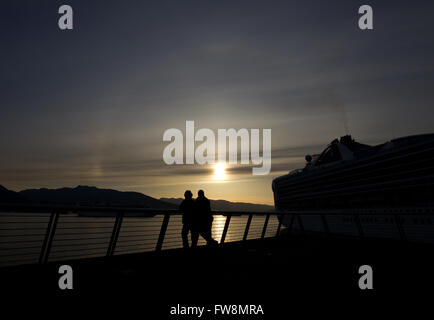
[195,190,218,246]
[180,190,199,249]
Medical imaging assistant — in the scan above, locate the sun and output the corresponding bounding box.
[214,162,226,180]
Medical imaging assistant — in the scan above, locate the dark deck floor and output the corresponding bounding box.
[2,232,434,317]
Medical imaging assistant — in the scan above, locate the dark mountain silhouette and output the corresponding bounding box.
[19,186,177,209]
[0,185,28,203]
[2,184,271,211]
[160,198,274,212]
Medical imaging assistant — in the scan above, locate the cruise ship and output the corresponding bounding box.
[272,134,434,242]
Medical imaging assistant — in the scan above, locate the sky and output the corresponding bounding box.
[1,0,434,205]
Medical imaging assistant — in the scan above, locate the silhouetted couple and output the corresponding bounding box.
[180,189,218,249]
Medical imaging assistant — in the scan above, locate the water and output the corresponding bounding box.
[0,212,280,267]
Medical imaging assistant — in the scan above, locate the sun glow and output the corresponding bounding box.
[214,162,226,181]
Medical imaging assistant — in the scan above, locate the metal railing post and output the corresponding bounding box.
[220,214,231,244]
[276,214,284,236]
[261,214,270,239]
[296,214,304,232]
[243,214,253,241]
[394,214,406,241]
[39,212,55,264]
[321,214,329,234]
[156,214,170,251]
[107,212,124,257]
[354,214,364,238]
[288,214,295,232]
[42,212,60,264]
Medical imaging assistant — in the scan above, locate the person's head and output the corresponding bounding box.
[184,190,193,200]
[197,190,204,198]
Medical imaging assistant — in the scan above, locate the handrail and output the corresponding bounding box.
[0,204,283,267]
[1,203,433,216]
[0,203,179,215]
[1,204,434,268]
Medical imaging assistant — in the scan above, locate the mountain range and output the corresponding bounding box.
[0,185,176,209]
[0,185,274,211]
[0,185,28,203]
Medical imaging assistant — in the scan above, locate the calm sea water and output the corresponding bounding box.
[0,212,279,267]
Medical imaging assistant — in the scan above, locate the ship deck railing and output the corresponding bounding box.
[1,204,434,268]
